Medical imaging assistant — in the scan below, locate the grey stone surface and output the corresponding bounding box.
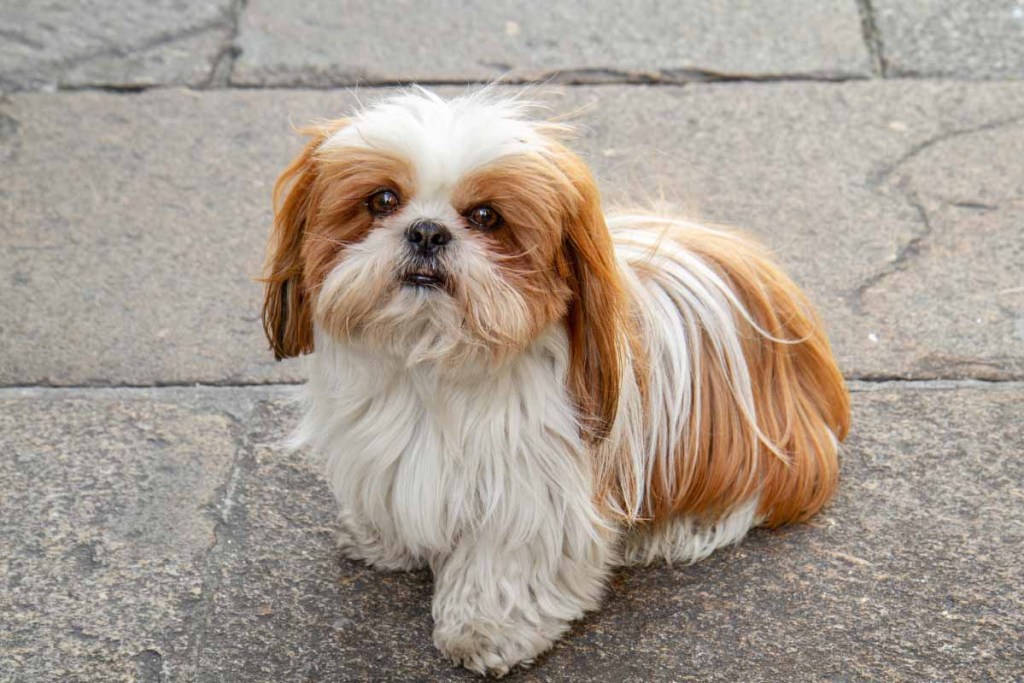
[1,384,1020,680]
[852,116,1024,379]
[2,83,1023,385]
[0,0,237,92]
[574,83,1024,381]
[0,90,309,386]
[0,388,248,682]
[873,0,1024,79]
[232,0,872,86]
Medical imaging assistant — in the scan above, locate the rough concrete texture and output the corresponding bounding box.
[873,0,1024,79]
[573,83,1024,381]
[0,384,1020,680]
[231,0,872,86]
[0,388,248,681]
[2,83,1023,386]
[0,90,307,386]
[0,0,237,91]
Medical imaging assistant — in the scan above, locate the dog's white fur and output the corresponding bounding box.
[267,88,846,676]
[295,302,758,675]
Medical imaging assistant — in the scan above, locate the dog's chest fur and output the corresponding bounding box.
[295,328,597,560]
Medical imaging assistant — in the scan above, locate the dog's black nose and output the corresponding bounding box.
[406,221,451,256]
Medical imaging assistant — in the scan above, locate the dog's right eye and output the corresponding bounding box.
[367,189,400,216]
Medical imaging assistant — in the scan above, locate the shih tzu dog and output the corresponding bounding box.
[261,87,849,677]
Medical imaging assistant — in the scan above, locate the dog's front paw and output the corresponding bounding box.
[433,619,554,678]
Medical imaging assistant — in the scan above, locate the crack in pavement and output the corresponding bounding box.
[181,392,261,677]
[205,0,248,88]
[868,114,1024,189]
[524,66,869,85]
[847,378,1024,391]
[854,0,888,77]
[1,379,1022,399]
[1,16,234,92]
[951,200,1000,211]
[228,67,870,90]
[0,378,303,390]
[848,183,934,313]
[32,72,876,95]
[849,113,1024,311]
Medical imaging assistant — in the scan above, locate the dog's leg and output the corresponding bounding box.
[430,518,612,677]
[335,507,425,572]
[618,498,761,566]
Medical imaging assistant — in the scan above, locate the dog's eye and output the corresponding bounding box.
[466,205,502,231]
[367,189,400,216]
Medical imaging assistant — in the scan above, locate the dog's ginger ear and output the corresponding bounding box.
[261,123,343,360]
[552,146,632,438]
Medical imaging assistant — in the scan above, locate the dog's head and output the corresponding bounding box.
[262,88,629,433]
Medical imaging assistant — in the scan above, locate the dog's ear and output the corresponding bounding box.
[261,124,341,360]
[551,146,632,439]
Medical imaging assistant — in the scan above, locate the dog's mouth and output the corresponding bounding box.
[401,268,447,290]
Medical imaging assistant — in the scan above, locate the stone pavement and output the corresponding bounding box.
[1,2,1022,681]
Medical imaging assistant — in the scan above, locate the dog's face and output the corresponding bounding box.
[262,90,629,432]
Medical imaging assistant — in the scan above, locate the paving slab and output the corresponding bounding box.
[576,83,1024,381]
[232,0,872,86]
[2,82,1023,386]
[0,90,310,386]
[0,387,249,682]
[1,383,1019,680]
[0,0,237,92]
[873,0,1024,79]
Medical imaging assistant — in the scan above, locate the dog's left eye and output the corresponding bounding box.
[367,189,400,216]
[466,205,502,231]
